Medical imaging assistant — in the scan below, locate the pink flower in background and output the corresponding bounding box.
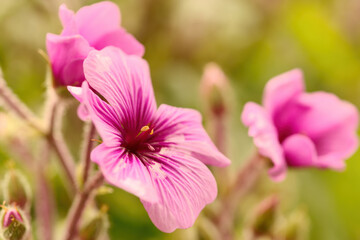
[68,47,230,232]
[241,69,358,181]
[46,1,144,87]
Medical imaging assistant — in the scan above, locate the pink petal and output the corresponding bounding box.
[263,69,304,118]
[92,28,145,56]
[241,102,286,182]
[91,144,158,203]
[67,86,83,102]
[77,103,89,121]
[79,81,123,147]
[61,59,86,87]
[67,86,89,121]
[295,92,358,140]
[152,104,230,167]
[282,134,317,167]
[295,92,359,169]
[59,4,77,36]
[46,34,92,86]
[75,1,121,47]
[316,127,357,169]
[317,154,346,170]
[141,150,217,232]
[83,47,157,131]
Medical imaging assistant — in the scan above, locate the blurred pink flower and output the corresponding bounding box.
[68,47,230,232]
[241,69,359,181]
[46,1,144,87]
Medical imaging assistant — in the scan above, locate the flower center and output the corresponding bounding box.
[121,124,155,153]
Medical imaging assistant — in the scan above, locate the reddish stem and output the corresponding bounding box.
[215,153,266,240]
[81,123,96,185]
[63,172,104,240]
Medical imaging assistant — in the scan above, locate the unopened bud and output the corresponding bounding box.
[200,62,229,116]
[79,205,109,240]
[251,195,279,237]
[0,204,29,240]
[3,170,32,210]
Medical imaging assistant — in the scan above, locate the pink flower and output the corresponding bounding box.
[241,69,359,181]
[46,1,144,87]
[68,47,230,232]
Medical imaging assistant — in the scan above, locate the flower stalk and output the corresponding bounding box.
[35,141,54,240]
[214,153,266,240]
[0,67,77,194]
[45,94,77,194]
[63,172,104,240]
[200,62,231,194]
[80,122,96,186]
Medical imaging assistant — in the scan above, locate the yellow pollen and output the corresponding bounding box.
[150,129,154,135]
[141,126,150,132]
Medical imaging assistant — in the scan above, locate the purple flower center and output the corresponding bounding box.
[121,124,156,154]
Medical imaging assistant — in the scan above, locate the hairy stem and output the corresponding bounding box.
[35,141,54,240]
[215,153,266,240]
[46,98,77,194]
[214,113,226,153]
[81,122,96,185]
[0,68,77,194]
[63,172,104,240]
[212,111,230,195]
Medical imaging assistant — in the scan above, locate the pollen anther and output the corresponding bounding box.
[141,126,150,132]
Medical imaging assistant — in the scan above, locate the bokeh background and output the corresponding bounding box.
[0,0,360,239]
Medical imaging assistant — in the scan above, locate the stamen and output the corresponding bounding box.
[136,125,152,137]
[141,126,150,132]
[150,129,154,135]
[91,139,103,144]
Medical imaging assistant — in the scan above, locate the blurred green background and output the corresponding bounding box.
[1,0,360,239]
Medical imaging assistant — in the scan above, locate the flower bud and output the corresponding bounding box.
[200,62,229,116]
[2,170,32,210]
[0,204,29,240]
[251,195,279,237]
[79,205,109,240]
